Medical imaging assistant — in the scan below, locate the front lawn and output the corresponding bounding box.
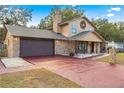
[97,53,124,65]
[0,68,81,88]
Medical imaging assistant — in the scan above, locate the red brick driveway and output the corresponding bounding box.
[24,56,124,88]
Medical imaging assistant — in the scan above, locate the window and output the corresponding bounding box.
[75,42,88,54]
[71,24,77,33]
[80,20,86,29]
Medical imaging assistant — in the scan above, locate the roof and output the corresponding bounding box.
[69,31,92,40]
[58,16,81,26]
[4,25,105,42]
[5,25,67,40]
[58,16,97,30]
[69,30,105,42]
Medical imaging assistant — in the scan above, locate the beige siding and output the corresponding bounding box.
[60,25,70,37]
[69,18,95,37]
[60,18,95,37]
[79,32,103,42]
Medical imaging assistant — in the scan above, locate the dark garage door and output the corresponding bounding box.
[20,38,54,57]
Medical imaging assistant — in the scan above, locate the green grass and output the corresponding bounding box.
[0,68,81,88]
[97,53,124,65]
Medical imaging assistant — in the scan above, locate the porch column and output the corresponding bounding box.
[87,42,91,54]
[94,43,96,53]
[97,43,100,53]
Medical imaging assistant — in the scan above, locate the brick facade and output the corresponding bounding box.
[13,37,20,57]
[55,40,75,56]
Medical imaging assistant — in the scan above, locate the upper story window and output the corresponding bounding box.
[80,20,86,29]
[71,24,77,33]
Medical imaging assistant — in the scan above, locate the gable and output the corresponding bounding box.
[60,17,96,37]
[69,17,95,32]
[79,32,104,42]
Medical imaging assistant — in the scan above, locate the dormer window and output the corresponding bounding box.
[71,24,77,33]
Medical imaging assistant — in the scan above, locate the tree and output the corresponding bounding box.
[10,7,32,26]
[92,18,124,42]
[116,22,124,32]
[0,5,10,24]
[38,6,84,29]
[0,5,32,26]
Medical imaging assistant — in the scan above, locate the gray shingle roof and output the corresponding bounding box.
[5,25,105,42]
[69,31,92,40]
[5,25,67,40]
[69,30,105,42]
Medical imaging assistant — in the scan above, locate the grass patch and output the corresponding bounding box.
[97,53,124,65]
[0,68,81,88]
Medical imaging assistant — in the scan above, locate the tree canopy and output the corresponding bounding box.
[38,6,84,29]
[92,18,124,42]
[0,5,32,26]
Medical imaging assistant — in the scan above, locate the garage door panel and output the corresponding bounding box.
[20,38,54,57]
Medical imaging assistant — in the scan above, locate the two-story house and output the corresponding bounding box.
[2,11,106,57]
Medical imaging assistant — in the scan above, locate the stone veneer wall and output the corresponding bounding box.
[55,40,75,56]
[4,32,13,57]
[13,37,20,57]
[5,35,20,57]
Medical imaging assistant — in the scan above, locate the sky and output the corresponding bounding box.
[17,5,124,27]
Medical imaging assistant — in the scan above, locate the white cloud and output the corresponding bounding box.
[108,7,121,12]
[111,7,121,11]
[106,13,115,17]
[106,7,121,18]
[107,9,111,12]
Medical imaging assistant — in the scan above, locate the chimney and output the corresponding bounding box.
[53,10,62,33]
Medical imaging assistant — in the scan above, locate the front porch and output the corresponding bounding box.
[74,41,106,54]
[68,41,106,58]
[55,30,106,57]
[55,40,106,57]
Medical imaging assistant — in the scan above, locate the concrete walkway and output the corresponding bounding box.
[92,53,109,60]
[1,57,32,68]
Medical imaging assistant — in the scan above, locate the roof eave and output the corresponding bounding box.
[11,34,68,41]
